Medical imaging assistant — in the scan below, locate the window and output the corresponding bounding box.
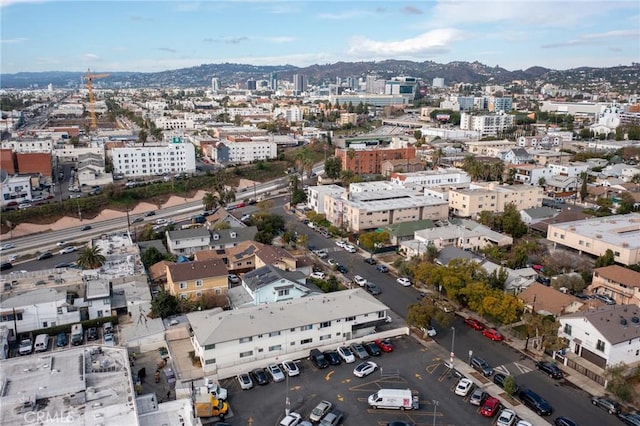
[42,322,47,328]
[563,324,572,336]
[345,316,355,321]
[269,331,281,337]
[320,334,331,341]
[179,282,187,289]
[268,345,282,351]
[277,289,290,297]
[319,321,331,329]
[300,338,312,344]
[300,324,312,331]
[57,307,63,314]
[239,350,253,358]
[195,279,203,287]
[596,340,605,352]
[240,337,252,343]
[205,358,216,365]
[204,344,215,350]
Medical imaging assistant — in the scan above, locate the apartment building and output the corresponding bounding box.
[322,182,448,232]
[111,141,196,177]
[187,288,390,376]
[390,168,471,189]
[547,162,589,177]
[463,140,516,155]
[166,259,228,299]
[0,138,54,153]
[1,174,32,207]
[512,164,555,185]
[210,140,277,164]
[335,145,416,175]
[449,182,543,218]
[589,265,640,307]
[547,214,640,266]
[0,288,81,334]
[153,117,195,130]
[306,184,345,215]
[460,112,515,136]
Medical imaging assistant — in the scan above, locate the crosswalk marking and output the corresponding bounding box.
[494,362,533,377]
[513,362,533,374]
[494,365,510,376]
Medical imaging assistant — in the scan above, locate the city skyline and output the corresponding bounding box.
[1,0,639,74]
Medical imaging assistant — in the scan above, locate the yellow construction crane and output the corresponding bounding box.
[82,69,109,130]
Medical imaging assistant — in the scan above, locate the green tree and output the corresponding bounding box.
[503,376,518,396]
[538,177,546,188]
[595,249,615,267]
[359,230,390,258]
[501,203,527,239]
[202,192,219,211]
[579,172,588,202]
[141,246,166,269]
[522,312,561,351]
[487,267,508,290]
[605,363,634,402]
[324,156,342,180]
[616,191,636,214]
[151,291,180,319]
[76,245,106,269]
[406,295,455,330]
[138,129,148,145]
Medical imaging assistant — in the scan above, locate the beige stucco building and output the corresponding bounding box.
[449,182,543,218]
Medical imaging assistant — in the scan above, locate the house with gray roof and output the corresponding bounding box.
[503,148,532,165]
[480,260,536,294]
[520,206,559,224]
[209,226,258,250]
[227,264,319,308]
[187,288,391,376]
[0,288,80,334]
[165,226,258,255]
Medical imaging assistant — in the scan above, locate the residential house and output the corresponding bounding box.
[480,260,536,294]
[435,246,480,266]
[503,148,533,165]
[383,220,435,245]
[166,228,211,255]
[589,265,640,307]
[389,168,471,189]
[84,279,112,319]
[0,288,80,334]
[547,213,640,266]
[166,259,228,300]
[306,184,344,215]
[187,288,391,376]
[519,283,584,316]
[558,304,640,381]
[520,206,559,225]
[511,164,554,186]
[209,226,258,251]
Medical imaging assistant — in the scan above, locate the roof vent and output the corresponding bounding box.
[621,318,628,326]
[631,316,639,324]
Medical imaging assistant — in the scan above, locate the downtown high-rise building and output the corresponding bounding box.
[293,74,307,95]
[211,77,220,91]
[270,72,278,91]
[246,79,257,91]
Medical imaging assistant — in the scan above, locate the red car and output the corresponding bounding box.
[464,318,485,331]
[480,396,501,417]
[482,328,504,341]
[374,338,394,352]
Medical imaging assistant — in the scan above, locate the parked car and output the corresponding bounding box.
[374,338,394,352]
[319,410,343,426]
[310,271,326,280]
[469,388,488,406]
[518,388,553,416]
[56,332,68,347]
[535,361,564,379]
[282,360,300,377]
[251,368,269,385]
[493,373,518,393]
[343,244,357,253]
[396,277,412,286]
[480,396,501,417]
[353,361,378,378]
[336,264,348,274]
[0,262,12,271]
[237,372,254,390]
[364,257,377,265]
[618,413,640,426]
[324,351,342,365]
[309,348,329,369]
[365,282,382,295]
[350,343,370,360]
[310,400,333,422]
[376,264,389,273]
[554,416,579,426]
[454,378,474,396]
[353,275,367,286]
[464,317,485,330]
[591,396,621,414]
[87,327,99,341]
[497,408,517,426]
[482,328,504,341]
[337,346,355,363]
[280,412,302,426]
[594,293,616,305]
[471,356,494,377]
[267,364,286,382]
[363,341,382,357]
[335,240,347,249]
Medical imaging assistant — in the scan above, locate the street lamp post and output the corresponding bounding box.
[450,326,455,366]
[432,399,439,426]
[285,373,290,415]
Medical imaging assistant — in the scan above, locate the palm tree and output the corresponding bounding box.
[76,246,106,270]
[432,148,444,169]
[202,192,219,211]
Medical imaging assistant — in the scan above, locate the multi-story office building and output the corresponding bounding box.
[269,71,278,91]
[384,77,418,102]
[490,97,513,112]
[246,79,257,91]
[210,140,277,164]
[211,77,220,92]
[432,77,445,88]
[460,112,515,136]
[293,74,307,95]
[111,140,196,177]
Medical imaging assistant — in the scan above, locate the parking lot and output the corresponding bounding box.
[218,335,509,426]
[16,323,119,357]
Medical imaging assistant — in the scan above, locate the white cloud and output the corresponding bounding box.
[318,10,372,20]
[542,29,639,48]
[0,0,46,8]
[0,37,28,44]
[346,28,465,58]
[83,53,100,61]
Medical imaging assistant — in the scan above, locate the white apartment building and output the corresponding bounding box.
[460,112,515,136]
[210,140,277,164]
[0,288,81,334]
[1,138,53,153]
[273,106,303,123]
[1,175,32,207]
[449,182,543,218]
[547,162,589,178]
[390,168,471,189]
[187,288,391,376]
[306,184,345,215]
[512,164,555,185]
[153,117,195,130]
[111,141,196,177]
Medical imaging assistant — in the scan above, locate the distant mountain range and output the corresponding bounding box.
[1,60,638,90]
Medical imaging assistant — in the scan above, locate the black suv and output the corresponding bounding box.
[363,341,382,357]
[493,373,519,393]
[364,258,377,265]
[518,388,553,416]
[309,348,329,369]
[535,361,564,379]
[471,356,494,377]
[591,396,621,414]
[323,350,342,365]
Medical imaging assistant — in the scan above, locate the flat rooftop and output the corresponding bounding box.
[550,213,640,249]
[0,346,138,426]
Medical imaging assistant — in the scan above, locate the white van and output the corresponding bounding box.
[34,334,49,352]
[368,388,414,410]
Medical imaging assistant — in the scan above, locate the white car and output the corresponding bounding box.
[279,412,302,426]
[0,243,15,251]
[343,244,357,253]
[282,360,300,377]
[7,255,18,263]
[454,378,473,396]
[335,240,347,248]
[59,246,77,255]
[327,258,338,266]
[496,408,517,426]
[337,346,356,363]
[237,372,253,390]
[310,271,326,280]
[155,218,168,225]
[354,275,367,286]
[56,241,68,247]
[422,326,437,337]
[396,277,412,286]
[515,421,533,426]
[310,400,333,422]
[353,361,378,378]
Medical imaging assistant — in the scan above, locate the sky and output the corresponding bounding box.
[1,0,639,74]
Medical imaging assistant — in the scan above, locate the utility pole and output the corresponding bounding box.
[450,326,455,366]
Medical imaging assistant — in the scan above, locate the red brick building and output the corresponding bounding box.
[0,149,16,174]
[15,152,52,177]
[335,146,416,175]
